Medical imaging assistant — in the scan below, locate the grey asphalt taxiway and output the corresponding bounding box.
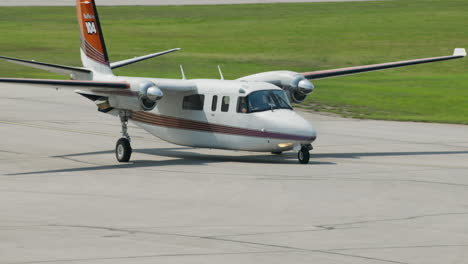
[1,84,468,264]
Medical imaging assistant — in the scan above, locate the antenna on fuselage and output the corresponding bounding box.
[180,65,186,80]
[217,65,224,80]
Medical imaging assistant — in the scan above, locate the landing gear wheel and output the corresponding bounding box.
[116,110,132,162]
[298,147,310,164]
[116,138,132,162]
[271,151,283,155]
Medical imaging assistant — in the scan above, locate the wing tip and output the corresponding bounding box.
[453,48,466,57]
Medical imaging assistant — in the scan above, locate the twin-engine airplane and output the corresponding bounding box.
[0,0,465,164]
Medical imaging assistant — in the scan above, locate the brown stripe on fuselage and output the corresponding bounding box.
[130,111,315,141]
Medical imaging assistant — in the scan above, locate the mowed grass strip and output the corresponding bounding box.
[0,0,467,123]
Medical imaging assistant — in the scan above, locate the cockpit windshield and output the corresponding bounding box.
[237,90,292,113]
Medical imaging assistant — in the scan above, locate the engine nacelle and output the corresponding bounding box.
[137,82,163,110]
[237,71,314,103]
[108,81,163,111]
[288,74,315,103]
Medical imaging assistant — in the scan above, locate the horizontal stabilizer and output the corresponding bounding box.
[0,78,129,90]
[0,55,92,79]
[110,48,181,69]
[302,48,466,80]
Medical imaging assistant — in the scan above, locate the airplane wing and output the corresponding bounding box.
[0,48,181,77]
[302,48,466,80]
[110,48,181,69]
[0,55,91,79]
[0,78,129,90]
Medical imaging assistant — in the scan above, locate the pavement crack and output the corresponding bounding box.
[6,250,293,264]
[47,224,206,239]
[203,226,359,239]
[53,156,102,166]
[200,237,408,264]
[0,190,140,200]
[48,224,136,237]
[44,224,407,263]
[257,176,468,188]
[0,149,23,154]
[328,244,468,251]
[319,212,468,228]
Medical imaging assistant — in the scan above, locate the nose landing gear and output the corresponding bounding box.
[298,144,312,164]
[116,111,132,162]
[116,137,132,162]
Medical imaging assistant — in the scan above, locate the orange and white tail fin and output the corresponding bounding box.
[77,0,112,75]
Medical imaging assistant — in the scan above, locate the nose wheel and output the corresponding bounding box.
[116,111,132,163]
[298,145,312,164]
[116,137,132,162]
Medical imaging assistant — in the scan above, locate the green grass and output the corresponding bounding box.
[0,0,467,123]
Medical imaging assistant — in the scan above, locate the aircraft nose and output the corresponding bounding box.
[264,110,317,142]
[293,114,317,142]
[307,123,317,139]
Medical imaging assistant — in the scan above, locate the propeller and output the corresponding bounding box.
[289,75,315,103]
[138,81,163,110]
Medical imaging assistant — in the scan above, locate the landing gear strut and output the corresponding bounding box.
[298,144,312,164]
[116,111,132,162]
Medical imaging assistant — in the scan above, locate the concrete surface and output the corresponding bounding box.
[0,0,383,6]
[1,84,468,264]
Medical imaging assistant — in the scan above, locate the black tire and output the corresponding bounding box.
[116,138,132,162]
[271,151,283,155]
[298,147,310,164]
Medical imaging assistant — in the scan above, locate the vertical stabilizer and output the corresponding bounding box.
[76,0,112,74]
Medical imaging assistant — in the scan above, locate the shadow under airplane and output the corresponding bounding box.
[5,148,468,176]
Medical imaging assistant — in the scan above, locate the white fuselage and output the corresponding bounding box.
[107,76,317,152]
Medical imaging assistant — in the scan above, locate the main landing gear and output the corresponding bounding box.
[116,111,132,162]
[298,144,312,164]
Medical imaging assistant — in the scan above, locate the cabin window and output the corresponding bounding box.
[245,90,292,113]
[211,95,218,111]
[182,94,205,111]
[237,97,248,113]
[221,96,230,112]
